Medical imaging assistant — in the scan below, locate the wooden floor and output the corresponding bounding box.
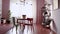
[0,23,56,34]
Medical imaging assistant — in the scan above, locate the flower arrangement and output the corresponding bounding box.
[6,10,11,24]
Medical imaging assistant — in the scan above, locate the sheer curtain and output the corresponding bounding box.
[10,0,36,23]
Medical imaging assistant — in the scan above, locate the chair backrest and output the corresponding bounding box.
[12,17,15,25]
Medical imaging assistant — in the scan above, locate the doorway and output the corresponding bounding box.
[10,0,36,23]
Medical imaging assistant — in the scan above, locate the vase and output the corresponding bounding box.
[22,15,26,19]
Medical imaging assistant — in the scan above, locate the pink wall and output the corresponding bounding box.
[2,0,10,19]
[36,0,44,24]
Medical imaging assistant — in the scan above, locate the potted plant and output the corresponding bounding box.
[6,10,11,24]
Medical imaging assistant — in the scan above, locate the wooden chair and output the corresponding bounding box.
[27,18,33,25]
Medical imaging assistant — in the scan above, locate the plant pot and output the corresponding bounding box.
[22,15,26,19]
[6,19,10,24]
[1,20,3,24]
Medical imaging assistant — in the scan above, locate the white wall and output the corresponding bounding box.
[52,9,60,34]
[45,0,53,4]
[53,0,58,9]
